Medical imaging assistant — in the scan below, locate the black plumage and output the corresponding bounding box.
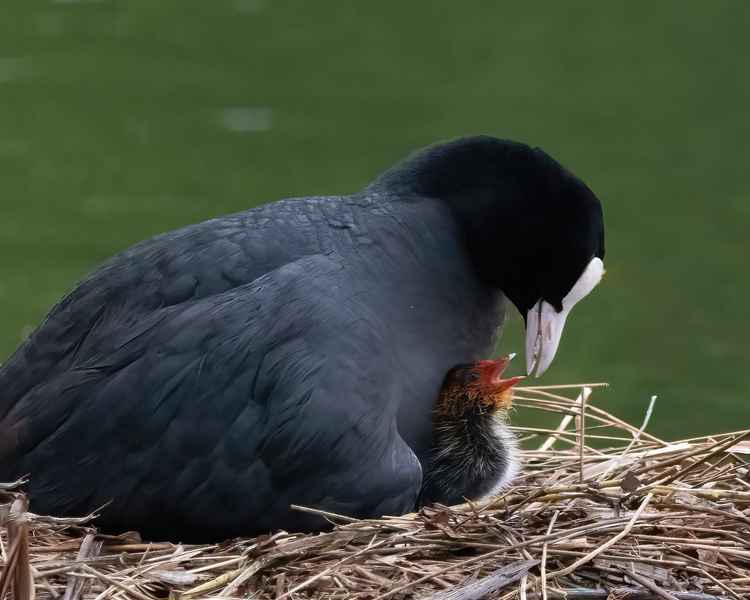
[0,136,604,541]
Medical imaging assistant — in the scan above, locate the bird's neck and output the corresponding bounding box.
[366,140,541,292]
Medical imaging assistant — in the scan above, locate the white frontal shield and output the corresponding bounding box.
[525,257,604,377]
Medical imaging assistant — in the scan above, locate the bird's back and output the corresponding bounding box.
[0,196,340,417]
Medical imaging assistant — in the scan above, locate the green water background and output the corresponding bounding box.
[1,2,748,439]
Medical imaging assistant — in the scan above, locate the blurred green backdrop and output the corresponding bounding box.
[1,2,748,439]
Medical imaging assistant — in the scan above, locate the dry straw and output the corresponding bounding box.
[2,384,749,599]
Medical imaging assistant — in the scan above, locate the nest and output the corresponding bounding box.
[2,384,749,600]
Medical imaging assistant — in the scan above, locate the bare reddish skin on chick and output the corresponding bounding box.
[435,356,524,420]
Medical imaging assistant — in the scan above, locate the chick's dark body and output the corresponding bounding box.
[0,193,504,541]
[420,361,520,507]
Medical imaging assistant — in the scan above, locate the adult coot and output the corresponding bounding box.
[0,136,605,541]
[420,354,524,507]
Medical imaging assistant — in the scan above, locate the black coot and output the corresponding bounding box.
[0,136,605,541]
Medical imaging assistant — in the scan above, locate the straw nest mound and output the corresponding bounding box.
[2,384,749,600]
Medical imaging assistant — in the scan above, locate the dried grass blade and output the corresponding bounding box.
[422,559,538,600]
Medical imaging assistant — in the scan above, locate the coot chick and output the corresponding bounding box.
[421,355,523,506]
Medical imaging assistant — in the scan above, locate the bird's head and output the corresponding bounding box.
[435,354,524,421]
[371,136,605,377]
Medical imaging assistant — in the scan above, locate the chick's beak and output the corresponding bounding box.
[496,375,525,393]
[493,373,524,409]
[486,352,514,383]
[480,352,524,383]
[484,354,524,409]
